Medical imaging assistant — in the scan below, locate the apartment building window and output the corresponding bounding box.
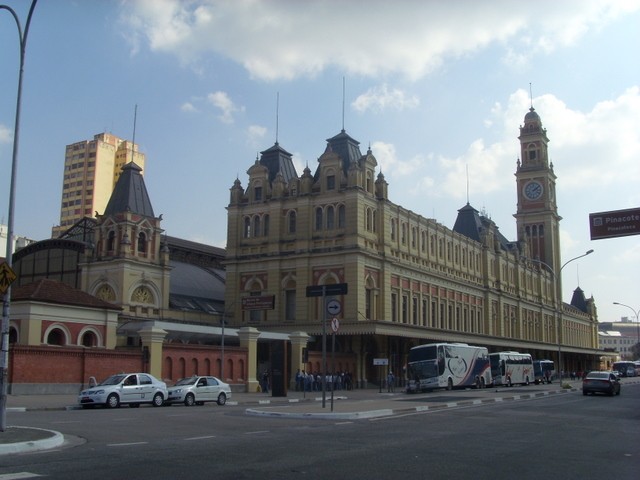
[412,297,418,325]
[284,289,296,322]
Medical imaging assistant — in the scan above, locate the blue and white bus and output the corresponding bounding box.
[533,359,555,384]
[406,343,491,392]
[489,351,534,386]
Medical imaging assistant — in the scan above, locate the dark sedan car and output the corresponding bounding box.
[582,371,621,396]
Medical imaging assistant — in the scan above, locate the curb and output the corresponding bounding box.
[0,427,65,456]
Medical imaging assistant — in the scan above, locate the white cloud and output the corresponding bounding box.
[181,102,197,113]
[0,124,11,144]
[119,0,640,81]
[352,85,419,113]
[207,91,244,124]
[247,124,267,147]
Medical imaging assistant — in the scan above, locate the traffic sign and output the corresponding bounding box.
[305,283,348,297]
[326,299,341,316]
[0,262,17,295]
[331,317,340,333]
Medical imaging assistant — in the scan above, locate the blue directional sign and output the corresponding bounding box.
[305,283,348,297]
[326,300,341,316]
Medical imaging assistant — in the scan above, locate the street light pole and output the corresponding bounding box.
[530,249,594,383]
[0,0,38,433]
[612,302,640,359]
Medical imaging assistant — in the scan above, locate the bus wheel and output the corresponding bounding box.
[475,377,481,389]
[446,378,453,390]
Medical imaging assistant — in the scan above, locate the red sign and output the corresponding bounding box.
[241,295,275,310]
[589,207,640,240]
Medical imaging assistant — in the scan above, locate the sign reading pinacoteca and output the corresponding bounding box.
[241,295,275,310]
[589,207,640,240]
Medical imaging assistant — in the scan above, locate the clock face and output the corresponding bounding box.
[524,181,543,200]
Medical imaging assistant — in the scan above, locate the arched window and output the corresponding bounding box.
[327,206,335,229]
[107,230,116,251]
[288,210,297,234]
[315,207,323,231]
[338,205,345,228]
[244,217,251,238]
[137,232,146,253]
[47,328,65,346]
[81,331,98,347]
[263,214,270,236]
[253,215,261,237]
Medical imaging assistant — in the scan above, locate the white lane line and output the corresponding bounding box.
[245,430,269,435]
[107,442,148,447]
[184,435,216,441]
[0,474,44,479]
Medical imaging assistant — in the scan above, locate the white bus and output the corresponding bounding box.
[406,343,491,392]
[533,359,555,384]
[489,351,534,386]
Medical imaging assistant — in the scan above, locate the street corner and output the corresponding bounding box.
[0,426,65,455]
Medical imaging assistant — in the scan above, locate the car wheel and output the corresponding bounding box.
[184,393,196,407]
[217,393,227,406]
[446,378,453,391]
[106,393,120,408]
[152,393,164,407]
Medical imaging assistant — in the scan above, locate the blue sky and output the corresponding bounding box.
[1,0,639,324]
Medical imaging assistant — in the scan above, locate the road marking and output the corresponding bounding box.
[334,421,353,425]
[245,430,269,435]
[184,435,216,441]
[0,474,44,479]
[107,442,148,447]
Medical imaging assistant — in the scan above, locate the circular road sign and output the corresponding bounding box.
[326,299,341,316]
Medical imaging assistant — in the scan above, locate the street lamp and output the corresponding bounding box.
[612,302,640,359]
[530,249,594,383]
[0,0,38,433]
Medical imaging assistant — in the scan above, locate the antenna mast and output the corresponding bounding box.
[131,104,138,164]
[341,77,345,131]
[529,83,533,109]
[275,92,279,144]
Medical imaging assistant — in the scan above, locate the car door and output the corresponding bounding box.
[195,377,212,402]
[121,374,141,403]
[138,374,156,402]
[206,377,221,401]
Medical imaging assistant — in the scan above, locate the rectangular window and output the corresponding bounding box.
[327,175,335,190]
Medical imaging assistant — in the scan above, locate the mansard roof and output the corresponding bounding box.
[569,286,588,313]
[259,142,298,184]
[325,129,363,176]
[453,203,512,250]
[103,162,155,218]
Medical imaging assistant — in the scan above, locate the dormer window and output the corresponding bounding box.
[327,174,336,191]
[254,186,263,201]
[137,232,146,253]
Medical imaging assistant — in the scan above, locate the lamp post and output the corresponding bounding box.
[531,249,594,383]
[612,302,640,359]
[0,0,38,433]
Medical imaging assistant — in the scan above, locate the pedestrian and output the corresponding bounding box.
[387,371,395,393]
[261,370,270,393]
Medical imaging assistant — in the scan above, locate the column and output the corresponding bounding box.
[138,326,168,379]
[288,331,309,390]
[238,326,260,393]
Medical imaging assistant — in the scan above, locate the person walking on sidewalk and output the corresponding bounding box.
[387,371,395,393]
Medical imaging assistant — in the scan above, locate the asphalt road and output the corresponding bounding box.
[1,383,638,480]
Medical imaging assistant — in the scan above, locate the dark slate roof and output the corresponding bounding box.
[11,278,121,310]
[259,142,298,184]
[570,286,588,313]
[452,203,512,250]
[324,129,363,177]
[103,162,155,217]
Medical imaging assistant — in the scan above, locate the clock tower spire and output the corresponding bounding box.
[514,105,562,274]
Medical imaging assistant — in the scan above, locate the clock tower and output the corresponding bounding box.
[514,106,562,274]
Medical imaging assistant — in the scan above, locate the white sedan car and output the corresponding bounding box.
[166,375,231,406]
[78,373,167,408]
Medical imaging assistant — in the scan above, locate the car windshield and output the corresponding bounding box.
[174,377,198,386]
[586,372,609,380]
[99,374,127,386]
